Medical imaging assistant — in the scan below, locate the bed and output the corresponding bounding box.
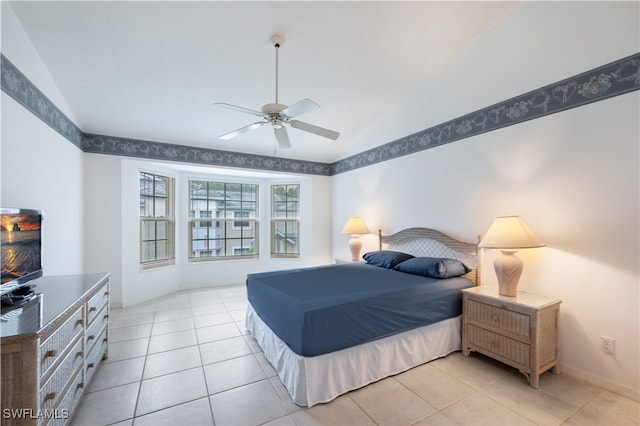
[245,227,480,407]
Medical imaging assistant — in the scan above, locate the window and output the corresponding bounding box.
[139,172,175,269]
[189,180,258,260]
[271,184,300,258]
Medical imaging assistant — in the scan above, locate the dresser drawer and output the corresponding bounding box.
[466,299,530,341]
[87,284,109,325]
[40,338,84,412]
[85,328,108,385]
[85,305,108,353]
[39,308,84,378]
[467,324,530,370]
[41,368,84,426]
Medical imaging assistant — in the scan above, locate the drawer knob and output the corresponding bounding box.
[44,392,56,401]
[104,291,110,296]
[87,335,95,341]
[87,363,95,369]
[492,314,499,322]
[89,306,97,312]
[77,383,85,390]
[76,319,84,326]
[76,351,84,358]
[44,350,57,359]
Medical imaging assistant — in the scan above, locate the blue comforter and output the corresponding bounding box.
[246,262,473,357]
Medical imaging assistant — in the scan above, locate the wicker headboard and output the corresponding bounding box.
[378,227,480,286]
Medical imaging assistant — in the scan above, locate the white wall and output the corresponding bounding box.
[83,155,332,307]
[1,2,79,122]
[1,3,85,277]
[82,154,126,305]
[332,1,639,394]
[1,97,86,277]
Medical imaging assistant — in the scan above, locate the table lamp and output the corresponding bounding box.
[341,217,370,261]
[478,216,545,296]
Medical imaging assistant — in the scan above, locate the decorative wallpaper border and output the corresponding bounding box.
[82,133,331,176]
[2,52,639,176]
[1,54,84,147]
[330,53,640,175]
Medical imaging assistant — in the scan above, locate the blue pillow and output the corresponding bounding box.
[363,251,414,269]
[393,257,471,279]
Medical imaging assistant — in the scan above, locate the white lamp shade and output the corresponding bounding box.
[478,216,545,249]
[341,217,370,235]
[479,216,544,297]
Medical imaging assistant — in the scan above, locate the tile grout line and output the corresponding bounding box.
[128,300,156,424]
[194,297,218,425]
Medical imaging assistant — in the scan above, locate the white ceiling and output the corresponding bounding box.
[9,1,516,163]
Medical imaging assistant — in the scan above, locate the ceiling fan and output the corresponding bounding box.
[213,35,340,149]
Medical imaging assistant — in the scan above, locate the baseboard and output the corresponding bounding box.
[562,364,639,402]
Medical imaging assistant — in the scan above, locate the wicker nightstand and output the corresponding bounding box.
[462,286,561,388]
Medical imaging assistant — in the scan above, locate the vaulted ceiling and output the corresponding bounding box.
[9,1,516,163]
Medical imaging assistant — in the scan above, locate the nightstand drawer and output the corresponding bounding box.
[466,299,530,341]
[467,324,530,370]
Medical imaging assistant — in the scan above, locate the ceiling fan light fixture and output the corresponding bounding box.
[212,34,339,147]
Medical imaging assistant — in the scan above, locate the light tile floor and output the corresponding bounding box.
[70,285,639,426]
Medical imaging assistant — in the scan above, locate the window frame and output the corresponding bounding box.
[188,179,259,262]
[270,183,301,258]
[139,171,175,270]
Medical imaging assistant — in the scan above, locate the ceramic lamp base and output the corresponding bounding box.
[494,250,523,297]
[348,235,363,261]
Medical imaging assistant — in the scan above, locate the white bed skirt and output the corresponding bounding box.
[245,304,462,407]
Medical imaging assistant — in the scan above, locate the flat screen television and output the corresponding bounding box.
[1,208,43,286]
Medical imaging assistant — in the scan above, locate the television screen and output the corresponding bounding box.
[1,208,43,285]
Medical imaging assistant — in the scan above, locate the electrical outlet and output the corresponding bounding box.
[601,336,615,355]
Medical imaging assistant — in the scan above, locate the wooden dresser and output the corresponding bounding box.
[462,286,561,388]
[1,273,110,425]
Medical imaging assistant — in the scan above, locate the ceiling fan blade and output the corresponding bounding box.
[219,122,266,140]
[213,103,264,117]
[281,98,319,118]
[274,126,292,149]
[289,120,340,140]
